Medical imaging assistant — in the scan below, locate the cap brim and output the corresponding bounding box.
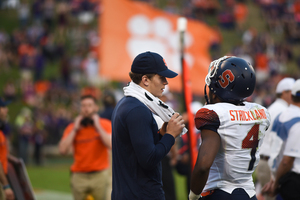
[157,69,178,78]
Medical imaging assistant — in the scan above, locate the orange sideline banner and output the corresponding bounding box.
[100,0,218,95]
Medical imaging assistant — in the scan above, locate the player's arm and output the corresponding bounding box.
[0,161,14,200]
[59,116,82,155]
[189,129,220,199]
[189,107,221,200]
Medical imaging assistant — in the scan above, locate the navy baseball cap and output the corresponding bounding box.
[131,51,178,78]
[0,99,10,107]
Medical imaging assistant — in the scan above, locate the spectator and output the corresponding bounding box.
[256,77,295,200]
[60,54,71,86]
[217,7,235,30]
[42,0,55,29]
[33,48,45,81]
[15,107,34,164]
[0,129,14,200]
[69,49,84,85]
[41,34,57,62]
[20,75,36,106]
[59,95,112,200]
[0,99,15,200]
[82,51,99,86]
[32,114,46,166]
[56,1,69,36]
[18,2,30,27]
[0,98,12,148]
[262,79,300,199]
[31,0,43,25]
[3,81,16,102]
[99,90,116,121]
[78,0,94,24]
[234,2,248,30]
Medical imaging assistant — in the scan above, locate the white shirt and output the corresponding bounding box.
[195,102,270,197]
[259,98,288,167]
[272,104,300,174]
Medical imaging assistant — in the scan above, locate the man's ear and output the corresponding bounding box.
[141,75,150,87]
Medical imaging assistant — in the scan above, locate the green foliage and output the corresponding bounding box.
[0,67,23,122]
[43,61,61,80]
[0,9,18,34]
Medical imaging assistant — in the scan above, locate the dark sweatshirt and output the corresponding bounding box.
[111,96,175,200]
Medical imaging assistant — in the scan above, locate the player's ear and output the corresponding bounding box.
[141,75,150,87]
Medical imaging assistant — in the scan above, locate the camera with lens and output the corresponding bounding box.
[80,117,94,127]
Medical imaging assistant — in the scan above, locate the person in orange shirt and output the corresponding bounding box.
[59,95,112,200]
[0,99,14,200]
[0,131,14,200]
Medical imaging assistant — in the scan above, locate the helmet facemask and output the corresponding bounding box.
[205,56,232,104]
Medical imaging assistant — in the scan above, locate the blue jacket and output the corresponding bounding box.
[111,96,175,200]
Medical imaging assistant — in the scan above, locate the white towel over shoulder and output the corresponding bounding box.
[123,81,187,136]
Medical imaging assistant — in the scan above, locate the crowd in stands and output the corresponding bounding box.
[0,0,103,164]
[0,0,299,165]
[183,0,300,107]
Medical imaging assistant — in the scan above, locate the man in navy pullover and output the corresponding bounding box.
[111,51,185,200]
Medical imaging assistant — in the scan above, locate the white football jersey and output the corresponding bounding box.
[195,102,270,197]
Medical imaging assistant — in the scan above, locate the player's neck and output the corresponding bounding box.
[209,94,221,104]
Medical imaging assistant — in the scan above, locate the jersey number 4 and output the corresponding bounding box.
[242,124,259,171]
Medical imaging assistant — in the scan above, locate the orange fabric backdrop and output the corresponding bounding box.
[100,0,218,95]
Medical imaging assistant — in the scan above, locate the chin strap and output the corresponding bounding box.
[204,84,209,105]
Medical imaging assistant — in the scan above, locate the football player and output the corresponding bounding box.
[189,56,270,200]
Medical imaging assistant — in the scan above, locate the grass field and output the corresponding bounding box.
[27,164,72,193]
[26,157,189,199]
[27,161,258,200]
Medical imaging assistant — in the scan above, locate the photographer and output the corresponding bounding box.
[59,95,111,200]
